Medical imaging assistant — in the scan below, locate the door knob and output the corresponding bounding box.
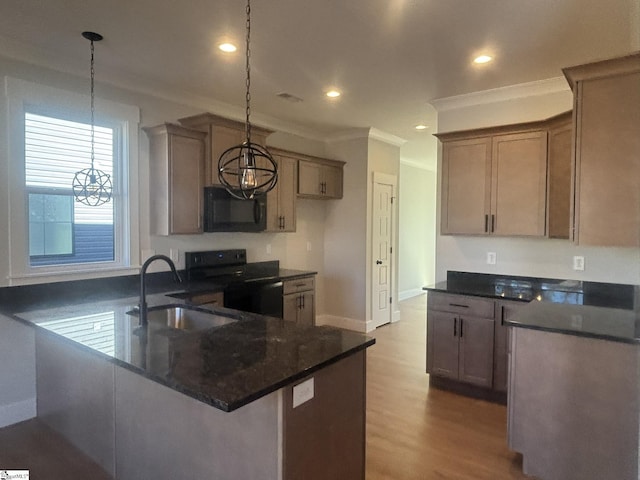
[376,260,382,265]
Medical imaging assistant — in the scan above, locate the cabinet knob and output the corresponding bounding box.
[376,260,382,265]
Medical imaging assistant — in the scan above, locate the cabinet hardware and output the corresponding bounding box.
[484,214,488,233]
[376,260,382,265]
[449,303,469,308]
[301,295,305,309]
[491,214,495,233]
[454,318,457,336]
[460,318,464,337]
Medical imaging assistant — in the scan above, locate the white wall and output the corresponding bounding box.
[434,80,640,285]
[398,162,436,297]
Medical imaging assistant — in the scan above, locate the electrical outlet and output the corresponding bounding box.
[573,256,585,271]
[307,241,312,252]
[266,244,272,255]
[486,252,497,265]
[292,378,314,408]
[170,248,180,263]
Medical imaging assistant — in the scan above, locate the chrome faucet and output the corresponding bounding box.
[139,254,182,326]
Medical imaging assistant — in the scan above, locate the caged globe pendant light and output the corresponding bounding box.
[217,0,277,200]
[72,31,112,207]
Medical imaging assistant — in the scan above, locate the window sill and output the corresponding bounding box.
[9,266,140,286]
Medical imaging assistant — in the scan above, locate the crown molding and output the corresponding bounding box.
[430,77,570,112]
[400,158,436,172]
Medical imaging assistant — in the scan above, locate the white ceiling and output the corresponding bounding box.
[0,0,638,165]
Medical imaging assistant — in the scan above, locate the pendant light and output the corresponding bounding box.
[217,0,277,200]
[72,31,113,207]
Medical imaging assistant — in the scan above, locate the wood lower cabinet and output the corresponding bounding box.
[427,292,495,388]
[144,123,206,235]
[298,157,344,199]
[266,150,297,232]
[493,300,526,393]
[563,53,640,247]
[283,276,315,326]
[178,113,272,187]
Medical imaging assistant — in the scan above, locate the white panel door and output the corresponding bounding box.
[372,181,393,328]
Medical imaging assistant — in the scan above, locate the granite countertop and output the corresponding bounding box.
[10,292,374,412]
[423,271,640,344]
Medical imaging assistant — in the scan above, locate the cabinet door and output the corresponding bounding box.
[494,301,525,393]
[298,292,315,326]
[322,165,343,198]
[427,311,459,380]
[574,71,640,247]
[283,294,299,322]
[169,134,204,234]
[266,155,297,232]
[210,125,244,186]
[298,160,322,196]
[458,314,495,388]
[440,137,492,234]
[547,119,572,239]
[491,131,548,236]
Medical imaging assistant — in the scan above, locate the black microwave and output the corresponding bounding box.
[203,186,267,232]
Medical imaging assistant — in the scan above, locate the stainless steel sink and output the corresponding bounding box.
[129,305,237,331]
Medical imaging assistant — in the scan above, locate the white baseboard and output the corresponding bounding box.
[316,314,371,333]
[399,288,425,301]
[0,398,36,428]
[392,309,401,323]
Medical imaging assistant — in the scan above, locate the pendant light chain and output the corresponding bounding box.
[245,0,252,145]
[90,38,96,174]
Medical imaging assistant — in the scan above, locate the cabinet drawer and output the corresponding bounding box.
[189,291,224,306]
[427,292,495,318]
[283,276,315,295]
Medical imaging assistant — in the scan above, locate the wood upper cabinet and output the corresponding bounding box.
[297,156,345,199]
[178,113,272,187]
[546,112,573,239]
[440,137,492,235]
[438,127,548,236]
[491,130,548,236]
[266,149,298,232]
[144,123,206,235]
[563,53,640,247]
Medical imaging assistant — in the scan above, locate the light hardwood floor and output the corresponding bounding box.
[366,294,533,480]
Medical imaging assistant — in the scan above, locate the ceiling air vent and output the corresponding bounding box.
[276,92,304,103]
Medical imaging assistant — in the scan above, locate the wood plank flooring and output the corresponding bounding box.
[366,294,533,480]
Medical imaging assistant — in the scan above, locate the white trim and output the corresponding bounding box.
[392,309,401,323]
[369,128,407,147]
[430,77,570,112]
[399,288,425,301]
[324,127,372,144]
[4,76,140,285]
[0,398,36,428]
[316,314,372,333]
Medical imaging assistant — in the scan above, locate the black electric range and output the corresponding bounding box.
[185,249,284,318]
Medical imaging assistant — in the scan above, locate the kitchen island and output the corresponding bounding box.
[424,271,640,480]
[1,277,374,480]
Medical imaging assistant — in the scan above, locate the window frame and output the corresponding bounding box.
[5,77,140,284]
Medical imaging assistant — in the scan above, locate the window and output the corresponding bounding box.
[6,77,140,283]
[25,112,116,266]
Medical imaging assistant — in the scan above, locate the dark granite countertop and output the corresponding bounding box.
[0,266,373,412]
[8,292,373,412]
[423,271,640,344]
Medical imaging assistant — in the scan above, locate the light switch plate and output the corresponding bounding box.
[292,378,314,408]
[573,256,585,271]
[486,252,497,265]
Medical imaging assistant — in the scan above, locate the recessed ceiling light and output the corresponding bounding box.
[326,90,341,98]
[415,124,428,130]
[218,43,237,53]
[473,55,493,64]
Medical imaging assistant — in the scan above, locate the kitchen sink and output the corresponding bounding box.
[128,304,237,331]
